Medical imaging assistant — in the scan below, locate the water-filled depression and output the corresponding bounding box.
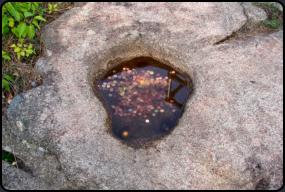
[96,56,191,142]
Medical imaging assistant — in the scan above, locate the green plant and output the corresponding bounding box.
[253,19,283,29]
[252,2,261,6]
[2,2,46,36]
[2,51,14,96]
[10,39,35,59]
[47,2,61,14]
[2,151,15,163]
[2,2,72,116]
[2,51,11,60]
[265,20,282,28]
[2,2,46,60]
[272,13,277,20]
[253,2,282,11]
[264,2,281,10]
[2,74,14,95]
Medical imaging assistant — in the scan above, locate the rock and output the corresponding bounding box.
[4,2,283,190]
[2,160,51,190]
[2,116,78,190]
[241,2,268,22]
[73,2,87,7]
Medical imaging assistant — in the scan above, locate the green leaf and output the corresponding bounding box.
[17,22,27,37]
[11,28,19,37]
[19,13,24,21]
[2,80,10,91]
[14,47,20,53]
[19,38,24,43]
[34,15,46,22]
[27,2,31,10]
[24,49,33,54]
[17,43,22,47]
[24,12,34,18]
[48,10,52,14]
[20,3,29,9]
[32,20,40,30]
[17,52,21,59]
[48,3,52,10]
[31,4,36,13]
[5,2,20,21]
[20,51,25,56]
[2,7,7,14]
[54,4,58,8]
[33,2,38,8]
[8,20,14,27]
[2,54,11,60]
[24,44,27,47]
[3,75,13,82]
[27,25,35,39]
[19,8,28,13]
[10,44,16,48]
[2,15,8,28]
[28,44,33,49]
[2,26,9,34]
[8,17,14,22]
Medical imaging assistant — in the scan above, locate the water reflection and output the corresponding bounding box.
[97,57,191,142]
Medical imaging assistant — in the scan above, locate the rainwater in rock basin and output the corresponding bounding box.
[97,57,191,142]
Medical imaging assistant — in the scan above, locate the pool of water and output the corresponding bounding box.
[96,57,191,142]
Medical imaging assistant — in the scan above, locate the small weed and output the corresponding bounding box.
[2,2,74,115]
[272,13,277,20]
[253,2,282,11]
[2,2,47,60]
[2,51,11,61]
[264,2,282,10]
[11,42,35,59]
[2,150,33,173]
[215,2,283,45]
[2,150,16,163]
[2,51,14,97]
[47,2,61,14]
[252,2,260,6]
[265,20,282,28]
[248,2,283,30]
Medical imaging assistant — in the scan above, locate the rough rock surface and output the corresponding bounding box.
[2,160,53,190]
[2,116,77,190]
[241,2,268,22]
[3,2,283,190]
[73,2,87,7]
